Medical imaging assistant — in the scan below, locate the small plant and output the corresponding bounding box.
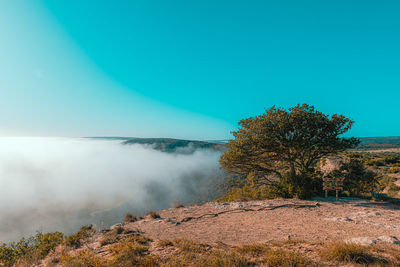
[131,235,153,245]
[175,202,184,208]
[146,211,160,219]
[115,226,124,235]
[157,239,174,247]
[124,213,137,223]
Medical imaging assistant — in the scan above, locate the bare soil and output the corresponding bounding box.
[125,198,400,246]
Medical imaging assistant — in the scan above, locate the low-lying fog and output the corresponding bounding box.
[0,137,224,242]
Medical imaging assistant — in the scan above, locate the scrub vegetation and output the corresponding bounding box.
[219,104,400,202]
[2,229,400,266]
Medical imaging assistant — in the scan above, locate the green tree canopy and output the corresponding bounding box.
[220,104,360,197]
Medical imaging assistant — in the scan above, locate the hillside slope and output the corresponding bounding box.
[38,198,400,266]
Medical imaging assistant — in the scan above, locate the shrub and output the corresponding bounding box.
[383,156,399,165]
[60,249,106,267]
[0,243,16,266]
[131,235,152,245]
[100,228,123,247]
[389,167,400,174]
[0,231,64,266]
[387,183,400,197]
[146,211,160,219]
[329,159,379,197]
[29,231,64,258]
[108,236,152,266]
[65,225,96,248]
[219,172,322,201]
[124,213,137,223]
[378,176,400,197]
[320,242,379,264]
[175,202,184,208]
[234,244,269,257]
[157,239,173,247]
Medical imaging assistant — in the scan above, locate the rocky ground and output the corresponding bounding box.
[125,197,400,246]
[37,197,400,266]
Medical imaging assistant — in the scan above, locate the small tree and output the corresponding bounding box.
[220,104,360,198]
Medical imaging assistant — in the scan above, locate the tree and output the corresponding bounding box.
[220,104,360,198]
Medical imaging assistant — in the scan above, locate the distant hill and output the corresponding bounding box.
[122,138,226,153]
[87,137,227,153]
[357,136,400,150]
[88,136,400,152]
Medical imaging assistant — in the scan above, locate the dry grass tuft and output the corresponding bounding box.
[234,244,269,257]
[108,236,156,266]
[164,251,252,267]
[320,242,385,264]
[172,239,210,253]
[59,249,106,267]
[263,249,314,267]
[157,239,174,247]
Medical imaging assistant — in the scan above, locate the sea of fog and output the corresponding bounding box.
[0,137,224,242]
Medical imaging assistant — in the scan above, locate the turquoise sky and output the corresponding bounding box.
[0,1,399,139]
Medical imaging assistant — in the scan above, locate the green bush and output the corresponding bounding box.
[383,156,399,165]
[330,159,379,197]
[219,171,323,201]
[378,176,400,197]
[0,231,64,266]
[60,249,107,267]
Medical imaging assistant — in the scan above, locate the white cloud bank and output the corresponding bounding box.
[0,137,224,242]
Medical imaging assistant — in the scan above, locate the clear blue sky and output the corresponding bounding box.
[0,0,399,139]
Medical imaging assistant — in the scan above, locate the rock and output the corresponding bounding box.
[324,217,353,222]
[347,236,400,246]
[346,237,377,246]
[377,236,400,244]
[110,223,122,230]
[231,203,243,209]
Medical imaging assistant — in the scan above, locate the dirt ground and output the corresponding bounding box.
[125,198,400,246]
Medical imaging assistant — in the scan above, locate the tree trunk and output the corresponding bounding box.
[290,162,297,184]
